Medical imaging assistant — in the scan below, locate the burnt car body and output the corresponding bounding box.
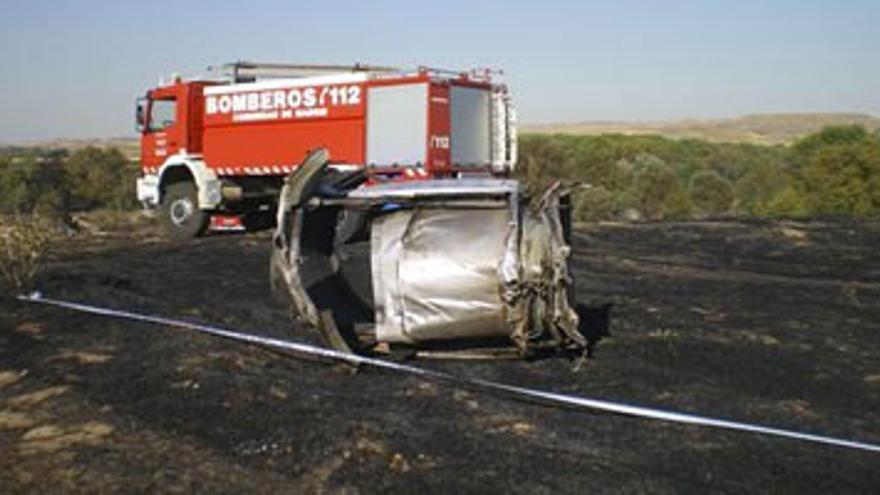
[270,149,594,358]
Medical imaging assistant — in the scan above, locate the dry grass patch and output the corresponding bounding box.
[0,411,36,430]
[18,421,114,455]
[14,321,44,338]
[477,414,538,438]
[48,348,115,366]
[0,370,24,389]
[7,386,69,407]
[0,216,52,293]
[778,226,810,246]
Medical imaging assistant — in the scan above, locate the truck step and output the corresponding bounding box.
[209,214,245,232]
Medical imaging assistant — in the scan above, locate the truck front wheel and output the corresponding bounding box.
[161,181,208,240]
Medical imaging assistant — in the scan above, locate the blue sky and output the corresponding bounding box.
[1,0,878,141]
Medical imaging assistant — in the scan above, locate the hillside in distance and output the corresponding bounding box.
[4,113,879,155]
[0,137,140,161]
[522,113,880,145]
[48,137,140,160]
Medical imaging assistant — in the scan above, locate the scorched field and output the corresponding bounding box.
[1,218,879,493]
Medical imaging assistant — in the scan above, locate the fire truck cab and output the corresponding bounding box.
[135,62,517,238]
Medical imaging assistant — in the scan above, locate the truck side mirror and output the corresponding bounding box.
[135,98,147,132]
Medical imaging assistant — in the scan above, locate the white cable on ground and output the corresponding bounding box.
[16,292,880,455]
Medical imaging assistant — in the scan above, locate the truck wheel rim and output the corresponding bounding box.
[170,198,194,226]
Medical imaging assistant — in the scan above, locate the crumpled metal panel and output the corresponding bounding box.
[372,208,511,343]
[271,148,587,356]
[348,178,520,199]
[508,185,584,350]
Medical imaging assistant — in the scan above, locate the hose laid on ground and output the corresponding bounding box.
[17,292,880,455]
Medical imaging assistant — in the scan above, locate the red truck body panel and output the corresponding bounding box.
[202,76,370,172]
[139,70,508,178]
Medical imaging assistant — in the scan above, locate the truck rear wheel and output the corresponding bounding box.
[162,181,208,240]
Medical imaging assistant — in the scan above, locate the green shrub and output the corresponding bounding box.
[663,186,693,219]
[0,216,52,293]
[66,146,137,210]
[0,154,69,218]
[792,125,870,164]
[518,126,880,220]
[733,161,791,215]
[628,155,690,220]
[0,159,31,214]
[689,171,734,215]
[0,146,140,224]
[573,186,618,222]
[763,185,810,217]
[791,126,880,216]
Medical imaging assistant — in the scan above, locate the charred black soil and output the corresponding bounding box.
[2,219,879,493]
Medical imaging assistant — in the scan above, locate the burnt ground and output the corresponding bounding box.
[1,218,879,493]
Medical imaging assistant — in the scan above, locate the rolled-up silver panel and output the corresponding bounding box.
[372,208,511,343]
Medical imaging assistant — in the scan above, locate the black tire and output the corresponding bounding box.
[161,181,208,240]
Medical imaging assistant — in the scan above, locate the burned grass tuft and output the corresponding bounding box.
[0,216,52,293]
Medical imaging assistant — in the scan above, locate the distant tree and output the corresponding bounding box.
[65,146,135,210]
[628,154,690,220]
[31,154,69,219]
[791,125,869,166]
[663,186,693,219]
[733,161,791,215]
[0,154,68,218]
[573,186,617,222]
[801,144,878,215]
[0,159,31,214]
[764,185,809,217]
[689,171,734,215]
[516,135,569,195]
[783,125,880,216]
[516,127,880,220]
[630,152,667,173]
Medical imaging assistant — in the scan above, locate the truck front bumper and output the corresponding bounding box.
[136,174,160,207]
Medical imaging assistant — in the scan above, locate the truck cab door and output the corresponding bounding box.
[140,87,185,169]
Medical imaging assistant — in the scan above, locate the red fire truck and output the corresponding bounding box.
[135,62,517,238]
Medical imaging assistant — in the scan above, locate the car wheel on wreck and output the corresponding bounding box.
[271,149,597,359]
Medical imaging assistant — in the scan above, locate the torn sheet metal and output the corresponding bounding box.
[271,149,589,356]
[372,207,511,343]
[347,178,521,199]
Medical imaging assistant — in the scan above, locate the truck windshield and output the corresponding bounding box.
[149,98,177,132]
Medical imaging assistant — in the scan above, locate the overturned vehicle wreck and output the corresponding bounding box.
[271,150,597,358]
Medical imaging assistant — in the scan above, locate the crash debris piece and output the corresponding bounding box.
[271,149,594,357]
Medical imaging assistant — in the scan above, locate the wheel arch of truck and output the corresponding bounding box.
[156,155,223,210]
